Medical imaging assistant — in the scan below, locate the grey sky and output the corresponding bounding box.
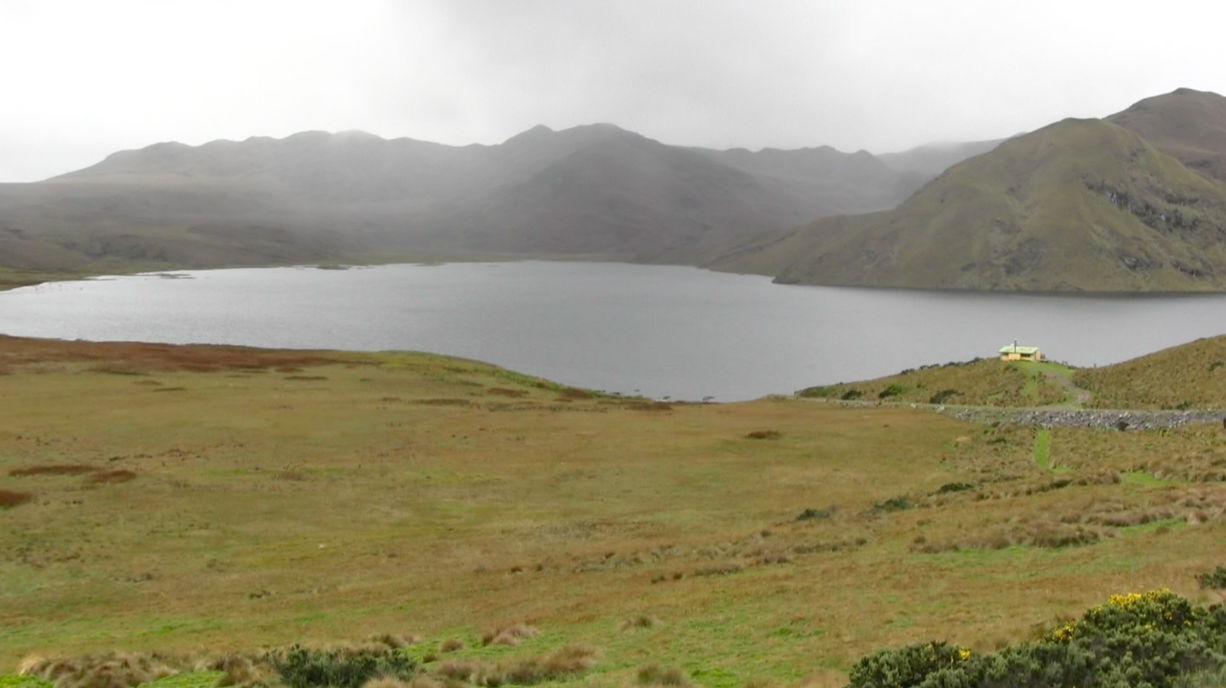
[3,0,1226,182]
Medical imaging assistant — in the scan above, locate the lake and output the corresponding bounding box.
[1,261,1224,401]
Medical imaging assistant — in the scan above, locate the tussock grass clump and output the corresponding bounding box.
[479,623,538,647]
[917,518,1107,553]
[9,464,98,477]
[20,652,184,688]
[436,646,597,686]
[87,470,137,484]
[206,653,272,687]
[265,644,418,688]
[635,663,691,686]
[365,634,420,650]
[621,614,662,630]
[0,488,34,508]
[438,638,464,653]
[360,677,443,688]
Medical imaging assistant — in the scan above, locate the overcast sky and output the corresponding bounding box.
[3,0,1226,181]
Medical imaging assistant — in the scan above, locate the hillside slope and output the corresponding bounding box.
[710,117,1226,291]
[0,125,928,284]
[1108,87,1226,184]
[1073,334,1226,409]
[797,358,1073,407]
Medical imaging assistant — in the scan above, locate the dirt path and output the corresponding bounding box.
[1044,370,1093,406]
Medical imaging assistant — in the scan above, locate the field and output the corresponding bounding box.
[1,336,1225,688]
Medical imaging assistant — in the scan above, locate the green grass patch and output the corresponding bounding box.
[0,676,53,688]
[136,672,223,688]
[1033,428,1053,471]
[1118,518,1186,534]
[1120,471,1175,487]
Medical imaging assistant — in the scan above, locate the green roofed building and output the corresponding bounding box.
[999,342,1042,361]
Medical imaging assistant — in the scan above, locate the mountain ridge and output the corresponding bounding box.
[708,89,1226,292]
[0,122,956,284]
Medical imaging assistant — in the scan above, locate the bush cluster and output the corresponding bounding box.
[1197,566,1226,590]
[266,645,418,688]
[847,590,1226,688]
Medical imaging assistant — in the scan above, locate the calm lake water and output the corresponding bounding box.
[1,261,1225,401]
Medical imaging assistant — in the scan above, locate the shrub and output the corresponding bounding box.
[878,384,906,399]
[745,430,781,440]
[266,645,418,688]
[797,386,838,398]
[796,506,837,521]
[871,496,913,513]
[847,590,1226,688]
[1196,566,1226,590]
[935,482,974,494]
[847,641,969,688]
[928,389,959,404]
[840,389,863,400]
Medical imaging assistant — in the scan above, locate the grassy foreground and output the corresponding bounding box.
[1,336,1225,687]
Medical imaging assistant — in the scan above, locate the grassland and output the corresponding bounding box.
[1,336,1224,688]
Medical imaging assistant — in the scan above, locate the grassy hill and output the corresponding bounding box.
[1073,335,1226,410]
[797,358,1076,407]
[1,336,1224,687]
[710,116,1226,292]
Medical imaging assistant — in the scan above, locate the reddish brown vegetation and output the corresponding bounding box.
[9,464,98,477]
[0,334,345,373]
[0,489,34,508]
[87,470,138,484]
[487,387,528,398]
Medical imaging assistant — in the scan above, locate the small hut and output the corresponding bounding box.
[999,341,1042,362]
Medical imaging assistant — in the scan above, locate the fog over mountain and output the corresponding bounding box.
[8,1,1226,183]
[0,122,973,284]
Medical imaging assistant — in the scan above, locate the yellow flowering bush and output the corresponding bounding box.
[847,590,1226,688]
